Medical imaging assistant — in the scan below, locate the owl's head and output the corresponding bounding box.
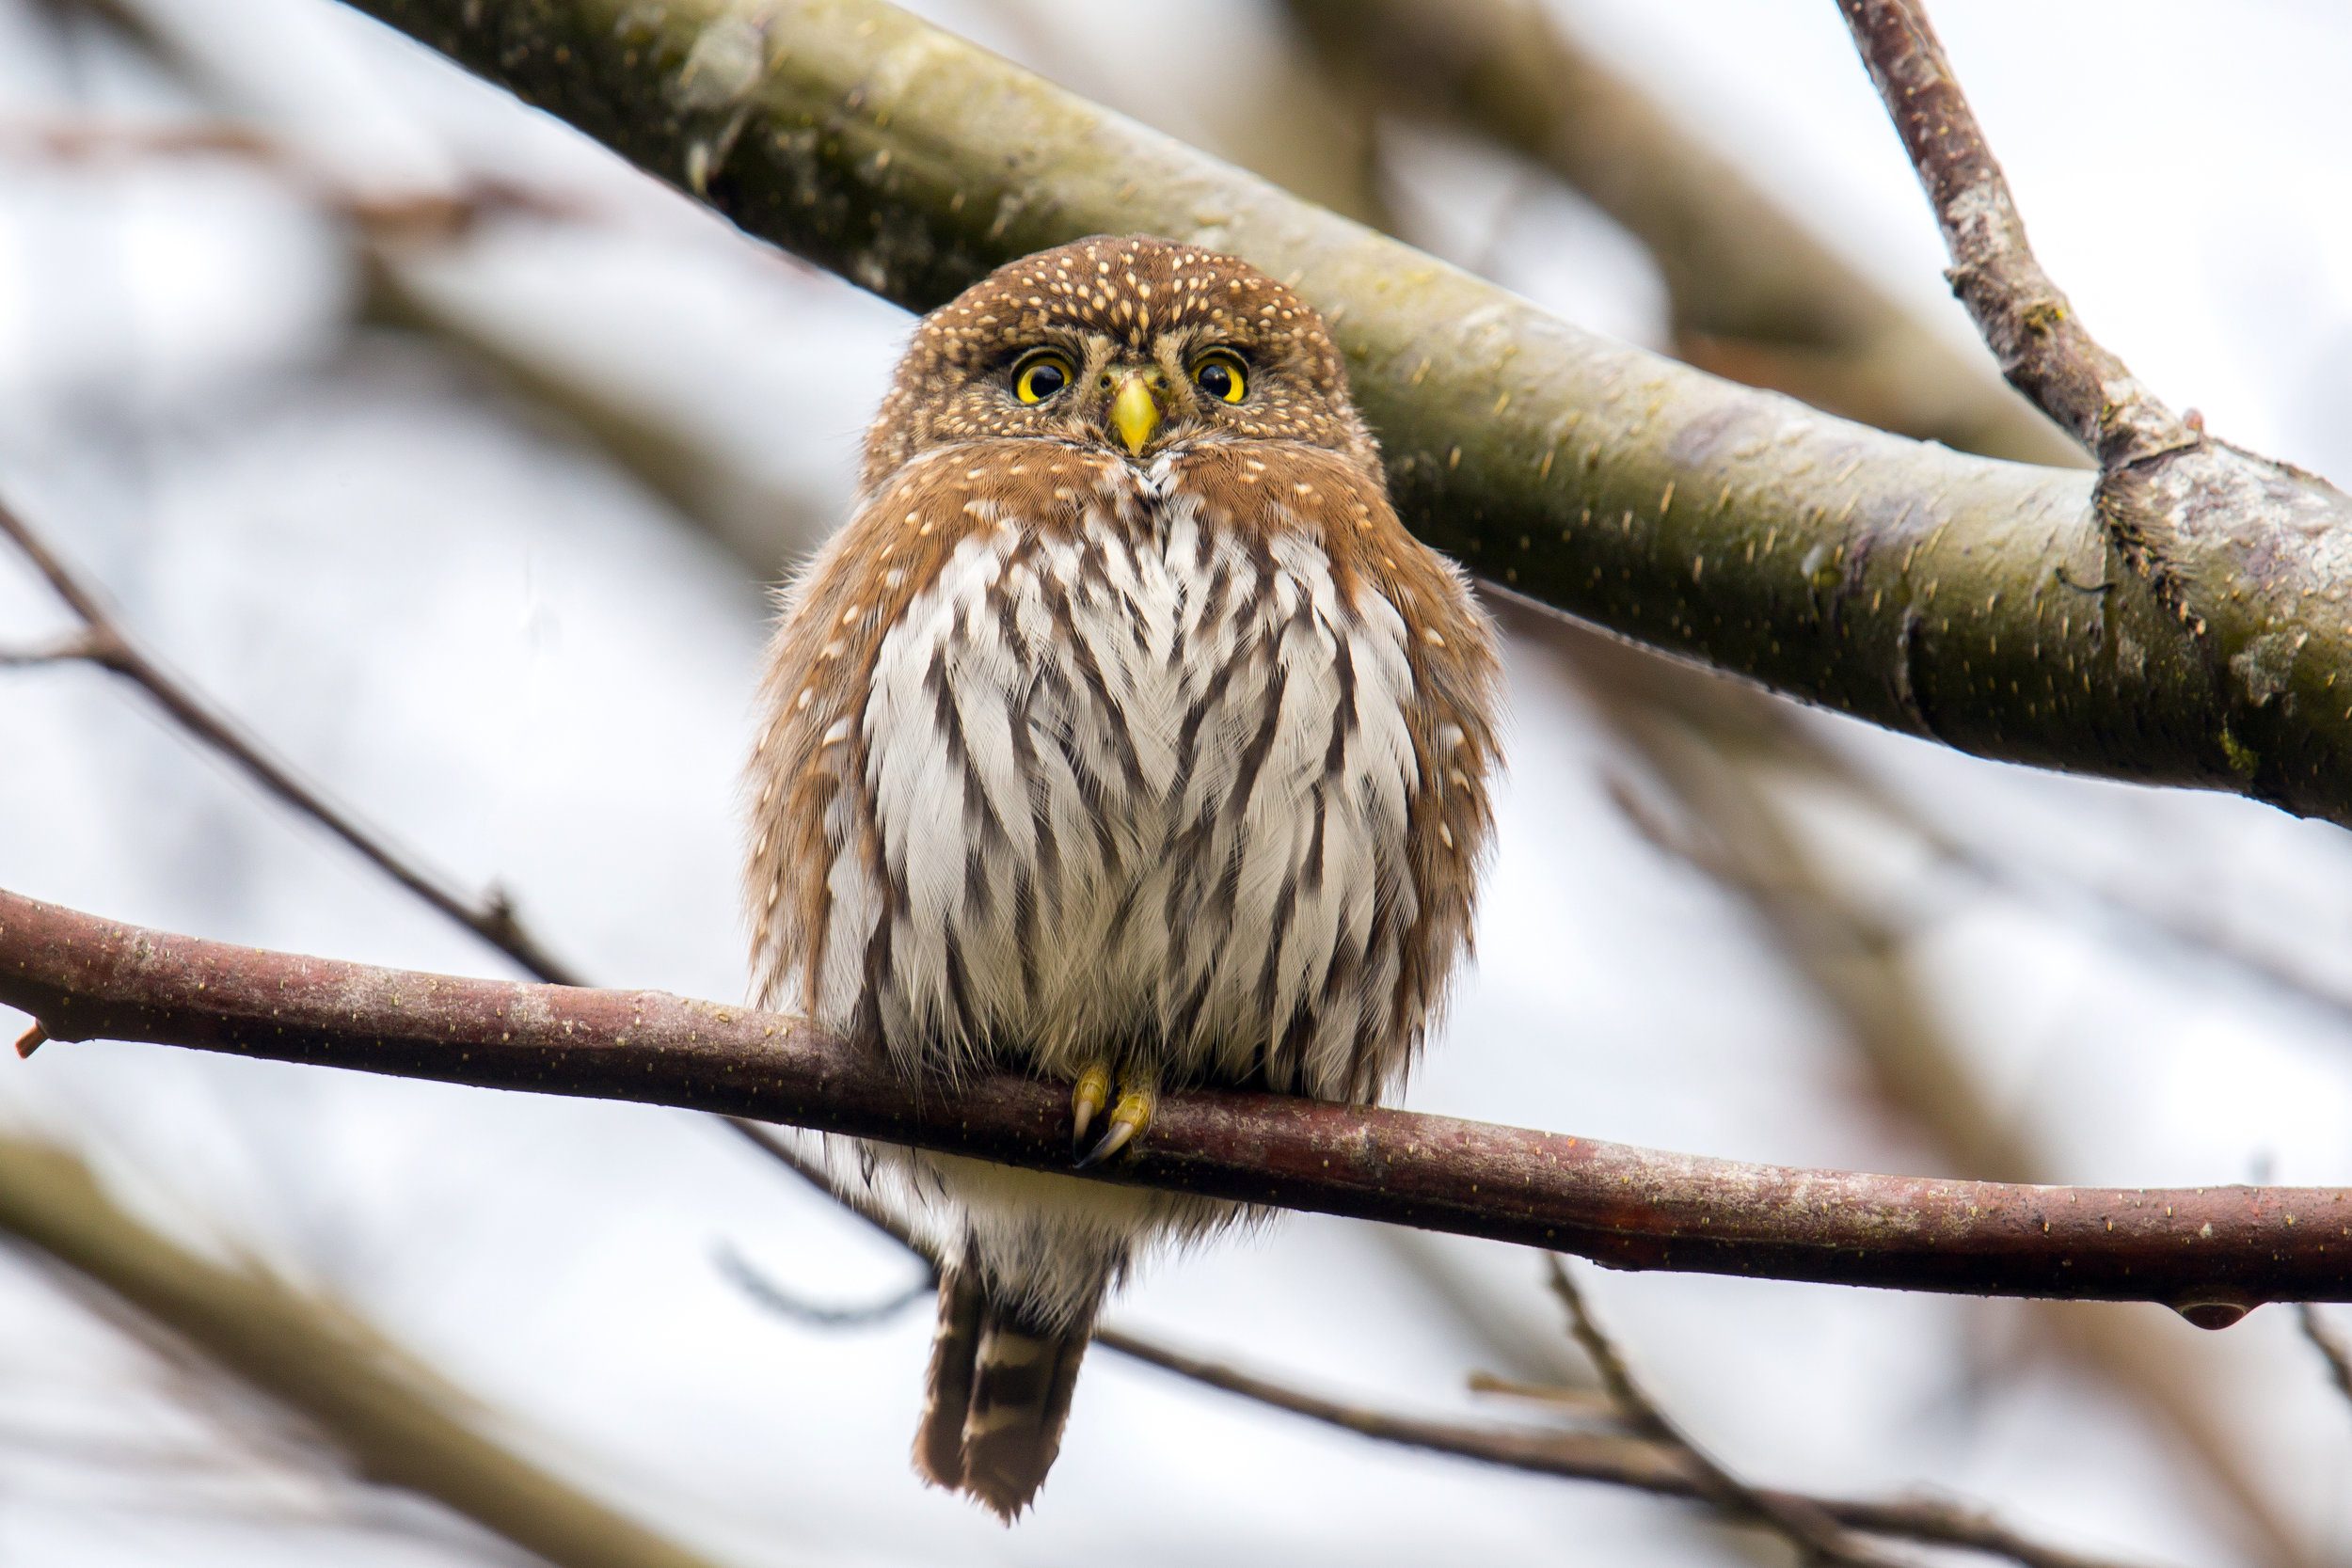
[860,235,1377,488]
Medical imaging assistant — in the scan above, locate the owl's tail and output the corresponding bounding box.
[914,1265,1093,1521]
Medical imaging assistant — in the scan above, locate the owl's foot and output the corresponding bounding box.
[1073,1082,1154,1169]
[1069,1064,1113,1156]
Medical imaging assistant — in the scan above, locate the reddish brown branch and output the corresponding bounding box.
[0,497,584,987]
[2,885,2344,1311]
[1834,0,2189,467]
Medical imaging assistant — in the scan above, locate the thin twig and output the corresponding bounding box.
[0,496,585,987]
[1546,1258,1908,1566]
[1463,1371,1620,1419]
[1833,0,2189,468]
[713,1247,932,1329]
[0,630,106,666]
[2296,1305,2352,1416]
[0,115,590,244]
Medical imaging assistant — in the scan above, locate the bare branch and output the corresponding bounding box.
[1546,1259,1904,1566]
[715,1249,932,1329]
[0,496,585,987]
[2,884,2344,1311]
[2297,1305,2352,1417]
[1833,1,2186,467]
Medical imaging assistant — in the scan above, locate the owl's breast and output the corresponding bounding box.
[852,468,1425,1101]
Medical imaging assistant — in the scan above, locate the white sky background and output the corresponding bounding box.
[0,1,2350,1564]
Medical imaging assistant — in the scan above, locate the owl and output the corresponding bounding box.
[744,235,1499,1518]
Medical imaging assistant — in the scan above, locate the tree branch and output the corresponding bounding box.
[2,884,2343,1313]
[323,0,2352,828]
[1832,1,2185,468]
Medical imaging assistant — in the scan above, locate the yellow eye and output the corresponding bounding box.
[1193,349,1248,404]
[1013,351,1073,404]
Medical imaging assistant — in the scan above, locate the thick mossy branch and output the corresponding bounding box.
[330,0,2352,823]
[5,884,2348,1311]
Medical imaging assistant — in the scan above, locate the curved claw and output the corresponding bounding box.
[1071,1064,1112,1154]
[1074,1089,1153,1169]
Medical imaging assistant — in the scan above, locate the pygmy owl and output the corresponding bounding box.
[744,235,1500,1518]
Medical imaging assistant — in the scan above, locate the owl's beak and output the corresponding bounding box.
[1109,372,1161,455]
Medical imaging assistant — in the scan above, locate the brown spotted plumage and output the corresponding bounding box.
[744,236,1500,1519]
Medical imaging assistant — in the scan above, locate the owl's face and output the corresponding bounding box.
[860,235,1378,488]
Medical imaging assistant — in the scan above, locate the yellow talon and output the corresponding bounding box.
[1071,1064,1112,1152]
[1076,1087,1154,1169]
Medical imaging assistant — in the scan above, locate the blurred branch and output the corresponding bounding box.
[1544,1259,1903,1567]
[0,496,585,988]
[2297,1306,2352,1417]
[6,883,2349,1310]
[1282,0,2077,465]
[324,0,2352,830]
[710,1244,931,1329]
[1,114,589,243]
[0,1133,730,1568]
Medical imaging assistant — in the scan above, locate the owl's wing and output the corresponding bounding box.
[744,445,1057,1028]
[1174,444,1502,1099]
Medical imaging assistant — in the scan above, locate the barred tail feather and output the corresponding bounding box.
[914,1266,1093,1521]
[914,1269,985,1491]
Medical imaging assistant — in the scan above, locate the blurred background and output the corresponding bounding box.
[3,1,2352,1563]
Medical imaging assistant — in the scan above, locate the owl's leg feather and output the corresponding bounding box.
[1069,1063,1112,1155]
[1074,1085,1155,1169]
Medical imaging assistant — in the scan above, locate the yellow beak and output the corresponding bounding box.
[1110,373,1161,455]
